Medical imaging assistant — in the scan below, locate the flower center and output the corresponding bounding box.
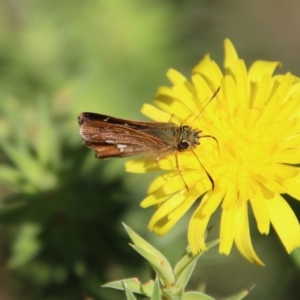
[216,107,276,179]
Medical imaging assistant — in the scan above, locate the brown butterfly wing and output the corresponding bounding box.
[79,112,167,129]
[78,112,170,158]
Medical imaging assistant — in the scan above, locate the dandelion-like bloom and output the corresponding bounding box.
[126,39,300,265]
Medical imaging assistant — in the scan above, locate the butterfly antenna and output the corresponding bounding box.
[189,86,220,126]
[200,134,220,156]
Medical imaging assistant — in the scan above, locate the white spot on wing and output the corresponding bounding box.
[117,144,127,153]
[105,140,115,144]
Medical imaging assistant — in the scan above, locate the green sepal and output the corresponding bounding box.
[102,278,154,296]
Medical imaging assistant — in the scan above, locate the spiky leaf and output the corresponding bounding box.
[102,278,154,297]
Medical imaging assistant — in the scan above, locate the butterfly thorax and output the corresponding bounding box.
[141,123,201,151]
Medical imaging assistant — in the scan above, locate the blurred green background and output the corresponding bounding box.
[0,0,300,299]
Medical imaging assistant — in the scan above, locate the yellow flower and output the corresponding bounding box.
[126,39,300,265]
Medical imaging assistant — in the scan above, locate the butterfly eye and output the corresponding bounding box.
[177,140,189,150]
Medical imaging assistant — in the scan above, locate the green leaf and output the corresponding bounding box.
[222,286,255,300]
[9,223,42,269]
[123,223,174,284]
[174,240,219,289]
[102,278,154,297]
[163,288,182,300]
[0,138,57,191]
[130,244,175,286]
[0,165,23,188]
[35,98,61,168]
[183,291,215,300]
[175,255,198,291]
[150,277,161,300]
[123,282,138,300]
[291,248,300,269]
[0,138,38,178]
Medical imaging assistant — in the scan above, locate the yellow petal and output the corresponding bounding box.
[188,205,211,253]
[224,38,239,71]
[154,94,195,122]
[249,195,270,234]
[274,149,300,165]
[269,119,298,141]
[168,189,201,226]
[235,201,265,265]
[141,193,171,208]
[278,134,300,150]
[248,61,281,82]
[272,72,294,102]
[249,73,272,108]
[141,103,170,122]
[200,189,225,216]
[221,74,239,115]
[275,94,300,121]
[267,194,300,253]
[148,190,187,229]
[167,68,187,85]
[234,60,249,108]
[125,158,160,173]
[237,171,251,203]
[192,73,215,102]
[150,214,175,236]
[149,189,199,236]
[147,173,183,196]
[260,76,293,124]
[147,174,169,194]
[258,73,294,124]
[270,164,299,180]
[193,54,223,87]
[219,207,236,254]
[156,84,196,107]
[284,175,300,200]
[222,184,238,209]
